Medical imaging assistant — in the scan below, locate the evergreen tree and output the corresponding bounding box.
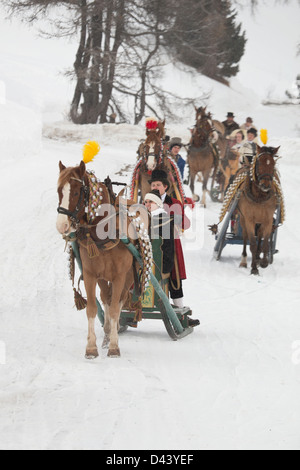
[164,0,246,83]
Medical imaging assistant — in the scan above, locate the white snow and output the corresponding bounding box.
[0,1,300,451]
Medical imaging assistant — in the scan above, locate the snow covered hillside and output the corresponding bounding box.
[0,1,300,451]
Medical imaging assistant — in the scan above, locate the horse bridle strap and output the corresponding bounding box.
[254,152,275,184]
[57,177,89,223]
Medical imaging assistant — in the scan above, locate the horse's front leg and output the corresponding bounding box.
[190,170,200,202]
[107,276,126,357]
[83,273,99,359]
[200,170,210,207]
[239,216,248,268]
[260,221,273,269]
[249,233,259,275]
[98,280,111,349]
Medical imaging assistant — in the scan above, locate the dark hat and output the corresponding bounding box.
[148,169,170,190]
[169,137,182,150]
[227,112,235,118]
[247,127,257,136]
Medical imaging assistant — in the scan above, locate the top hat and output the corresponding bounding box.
[148,169,170,190]
[226,112,235,118]
[247,127,257,136]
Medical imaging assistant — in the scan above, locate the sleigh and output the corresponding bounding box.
[70,233,194,341]
[213,190,282,262]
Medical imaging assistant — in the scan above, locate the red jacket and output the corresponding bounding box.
[163,195,190,280]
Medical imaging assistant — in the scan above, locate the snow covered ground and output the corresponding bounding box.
[0,1,300,451]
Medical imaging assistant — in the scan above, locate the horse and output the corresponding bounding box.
[132,119,186,203]
[216,147,240,201]
[237,145,283,275]
[56,161,152,358]
[187,106,219,206]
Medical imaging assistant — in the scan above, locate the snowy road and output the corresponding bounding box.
[0,130,300,450]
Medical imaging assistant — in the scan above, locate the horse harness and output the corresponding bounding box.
[57,176,89,226]
[58,172,127,253]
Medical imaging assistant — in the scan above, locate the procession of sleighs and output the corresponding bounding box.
[56,107,285,358]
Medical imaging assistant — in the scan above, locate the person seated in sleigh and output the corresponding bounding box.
[146,171,199,328]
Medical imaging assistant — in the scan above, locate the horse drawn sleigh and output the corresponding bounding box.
[186,106,240,206]
[56,140,195,358]
[209,145,285,274]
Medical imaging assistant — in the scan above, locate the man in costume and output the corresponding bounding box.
[168,137,186,180]
[222,112,240,137]
[148,169,199,327]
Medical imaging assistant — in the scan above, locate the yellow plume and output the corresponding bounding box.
[260,129,268,145]
[82,141,100,164]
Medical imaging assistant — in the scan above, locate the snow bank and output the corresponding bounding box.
[0,98,42,159]
[43,121,145,145]
[0,80,5,104]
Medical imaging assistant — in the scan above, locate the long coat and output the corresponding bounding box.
[164,195,190,281]
[151,210,175,275]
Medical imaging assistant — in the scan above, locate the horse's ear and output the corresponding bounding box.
[79,160,86,178]
[273,146,280,155]
[59,161,66,172]
[194,105,198,112]
[162,119,165,127]
[256,144,261,154]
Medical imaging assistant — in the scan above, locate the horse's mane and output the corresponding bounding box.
[260,146,278,154]
[58,166,81,189]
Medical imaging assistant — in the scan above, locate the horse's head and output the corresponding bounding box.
[56,161,88,235]
[195,106,207,122]
[252,146,280,193]
[193,108,216,146]
[142,119,165,172]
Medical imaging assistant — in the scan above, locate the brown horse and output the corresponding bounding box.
[56,161,151,358]
[187,106,219,206]
[217,147,240,201]
[132,119,185,203]
[237,146,283,275]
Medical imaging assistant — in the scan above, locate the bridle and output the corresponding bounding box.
[252,152,275,191]
[195,116,215,142]
[142,139,164,173]
[57,177,89,225]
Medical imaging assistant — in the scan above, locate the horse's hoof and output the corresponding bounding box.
[192,194,200,202]
[85,349,99,360]
[108,348,121,358]
[239,262,247,268]
[251,268,259,275]
[260,259,269,269]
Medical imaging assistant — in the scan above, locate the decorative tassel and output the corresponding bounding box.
[208,224,219,235]
[73,288,87,311]
[86,233,99,258]
[133,297,143,322]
